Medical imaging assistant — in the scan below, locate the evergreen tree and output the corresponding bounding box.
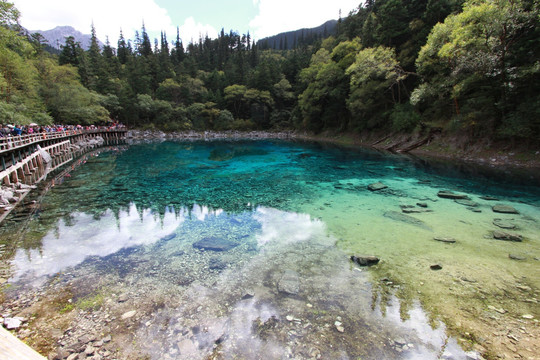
[158,31,174,82]
[139,24,153,57]
[117,29,130,64]
[58,36,81,66]
[170,27,185,68]
[86,23,103,91]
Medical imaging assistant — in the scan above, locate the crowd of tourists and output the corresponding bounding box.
[0,123,125,138]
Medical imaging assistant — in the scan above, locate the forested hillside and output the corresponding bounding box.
[257,20,338,50]
[1,0,539,142]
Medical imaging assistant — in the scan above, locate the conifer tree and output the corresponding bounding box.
[117,29,130,64]
[139,23,153,57]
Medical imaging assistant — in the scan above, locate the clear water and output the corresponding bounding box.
[1,140,539,360]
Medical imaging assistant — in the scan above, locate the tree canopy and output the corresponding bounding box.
[0,0,538,142]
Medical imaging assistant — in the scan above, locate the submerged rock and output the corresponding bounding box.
[177,339,198,355]
[400,205,415,209]
[368,182,388,191]
[492,204,519,214]
[193,237,238,251]
[209,257,227,270]
[480,196,499,201]
[433,236,456,243]
[493,231,523,242]
[437,190,470,200]
[278,270,300,295]
[121,310,136,319]
[430,264,442,270]
[351,255,380,266]
[455,199,479,207]
[383,211,433,231]
[160,233,176,241]
[242,289,255,300]
[509,254,526,261]
[402,208,433,214]
[493,219,516,229]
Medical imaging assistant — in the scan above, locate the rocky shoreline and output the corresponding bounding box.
[125,129,297,141]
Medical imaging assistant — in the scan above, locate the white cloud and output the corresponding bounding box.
[178,16,218,45]
[13,0,178,44]
[249,0,359,40]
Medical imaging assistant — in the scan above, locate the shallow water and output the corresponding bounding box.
[1,140,539,359]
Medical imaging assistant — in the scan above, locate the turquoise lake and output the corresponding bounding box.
[1,140,539,359]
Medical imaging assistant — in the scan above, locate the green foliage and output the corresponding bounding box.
[76,291,105,311]
[136,94,172,125]
[298,45,353,132]
[224,84,273,126]
[331,38,362,69]
[270,109,292,129]
[390,103,421,131]
[0,0,20,26]
[414,0,539,138]
[213,109,234,130]
[0,100,28,123]
[47,85,110,125]
[187,102,218,130]
[346,46,407,130]
[58,36,82,66]
[99,93,121,120]
[60,303,74,314]
[498,95,540,139]
[0,0,537,143]
[374,0,409,47]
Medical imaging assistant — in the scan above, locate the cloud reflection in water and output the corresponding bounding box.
[254,207,326,247]
[10,204,186,285]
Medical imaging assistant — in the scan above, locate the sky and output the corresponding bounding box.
[12,0,361,46]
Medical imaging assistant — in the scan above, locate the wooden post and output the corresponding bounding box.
[11,169,18,184]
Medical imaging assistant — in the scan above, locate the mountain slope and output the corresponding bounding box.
[257,20,338,50]
[30,25,103,50]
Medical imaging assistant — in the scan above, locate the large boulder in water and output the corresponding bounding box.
[193,237,238,251]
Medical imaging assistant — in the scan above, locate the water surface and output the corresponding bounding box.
[1,140,539,359]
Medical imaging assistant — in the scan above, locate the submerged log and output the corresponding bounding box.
[397,128,442,153]
[371,133,395,146]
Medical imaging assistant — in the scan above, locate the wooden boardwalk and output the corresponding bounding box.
[0,128,126,153]
[0,326,45,359]
[0,129,127,359]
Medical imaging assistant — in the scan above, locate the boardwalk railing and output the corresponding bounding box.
[0,128,126,153]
